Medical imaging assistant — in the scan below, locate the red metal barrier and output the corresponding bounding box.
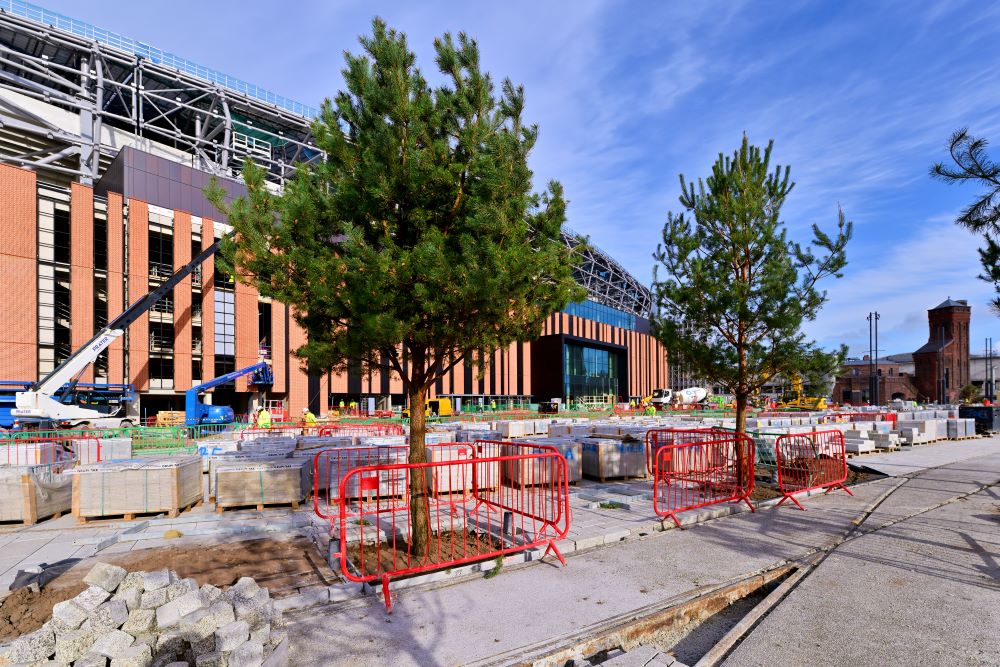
[826,412,897,429]
[333,440,570,611]
[317,423,405,438]
[0,436,99,467]
[774,430,852,510]
[312,443,473,519]
[651,428,755,528]
[645,428,718,475]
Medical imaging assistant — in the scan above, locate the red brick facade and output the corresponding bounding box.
[0,164,37,380]
[913,300,971,403]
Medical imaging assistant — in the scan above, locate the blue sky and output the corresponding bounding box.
[44,1,1000,358]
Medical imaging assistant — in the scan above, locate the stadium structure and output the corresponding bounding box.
[0,1,667,417]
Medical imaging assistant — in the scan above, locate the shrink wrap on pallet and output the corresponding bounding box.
[68,456,201,520]
[0,465,71,523]
[214,459,307,508]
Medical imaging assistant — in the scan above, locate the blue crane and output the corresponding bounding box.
[185,362,274,426]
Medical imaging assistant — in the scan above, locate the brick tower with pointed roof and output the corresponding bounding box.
[912,298,971,403]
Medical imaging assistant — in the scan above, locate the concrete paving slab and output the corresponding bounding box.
[852,437,1000,476]
[723,474,1000,667]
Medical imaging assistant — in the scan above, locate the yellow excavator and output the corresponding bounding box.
[778,376,827,410]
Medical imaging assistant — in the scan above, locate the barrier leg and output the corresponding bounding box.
[833,483,854,497]
[381,573,393,613]
[776,493,806,511]
[542,540,567,566]
[741,496,756,513]
[665,512,683,529]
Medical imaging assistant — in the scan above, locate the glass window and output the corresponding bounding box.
[214,291,235,356]
[563,299,636,330]
[563,342,622,400]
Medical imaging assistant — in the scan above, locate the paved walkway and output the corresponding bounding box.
[849,438,1000,477]
[285,440,1000,666]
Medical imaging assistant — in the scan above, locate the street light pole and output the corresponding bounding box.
[874,311,880,406]
[867,312,874,404]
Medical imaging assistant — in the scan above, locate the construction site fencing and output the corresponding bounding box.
[7,426,189,454]
[649,428,755,528]
[774,430,853,510]
[317,423,405,438]
[824,412,898,428]
[328,440,570,611]
[0,435,107,468]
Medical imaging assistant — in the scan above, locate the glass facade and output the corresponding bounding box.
[214,291,235,356]
[564,299,636,331]
[564,343,621,400]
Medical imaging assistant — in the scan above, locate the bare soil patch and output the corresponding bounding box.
[0,536,333,642]
[346,530,504,578]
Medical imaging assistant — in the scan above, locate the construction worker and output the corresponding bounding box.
[302,407,317,427]
[256,407,271,429]
[349,400,357,414]
[490,399,496,412]
[645,404,656,417]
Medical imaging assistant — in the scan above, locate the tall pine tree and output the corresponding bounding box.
[209,20,582,557]
[652,137,851,461]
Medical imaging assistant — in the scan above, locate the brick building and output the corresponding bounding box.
[913,298,971,403]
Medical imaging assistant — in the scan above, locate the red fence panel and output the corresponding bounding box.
[774,430,853,510]
[317,424,405,438]
[651,428,755,528]
[645,428,721,475]
[332,441,570,612]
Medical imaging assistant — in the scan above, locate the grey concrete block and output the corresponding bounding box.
[91,599,130,632]
[142,570,172,592]
[165,578,198,602]
[140,587,169,610]
[273,587,328,612]
[114,586,143,613]
[249,623,270,646]
[76,586,113,611]
[231,640,264,667]
[54,627,95,663]
[262,636,288,667]
[215,619,249,652]
[91,629,135,658]
[75,652,110,667]
[51,599,89,632]
[110,643,152,667]
[180,608,220,645]
[153,631,186,661]
[194,652,226,667]
[6,627,56,663]
[199,584,222,605]
[207,600,235,628]
[121,609,156,635]
[118,572,145,595]
[156,591,207,630]
[84,563,129,593]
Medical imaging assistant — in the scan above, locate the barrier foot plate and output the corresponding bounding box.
[381,573,393,613]
[543,540,567,566]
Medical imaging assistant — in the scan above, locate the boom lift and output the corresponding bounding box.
[185,362,273,426]
[14,237,227,428]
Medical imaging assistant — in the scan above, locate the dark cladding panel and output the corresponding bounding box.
[95,146,246,218]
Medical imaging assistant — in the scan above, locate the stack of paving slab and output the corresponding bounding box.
[214,459,308,510]
[67,456,202,521]
[92,437,133,463]
[508,437,583,482]
[206,450,295,499]
[0,464,72,524]
[580,438,646,481]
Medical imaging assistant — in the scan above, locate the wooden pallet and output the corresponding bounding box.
[215,499,301,513]
[74,499,203,524]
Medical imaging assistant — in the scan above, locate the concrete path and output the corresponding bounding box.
[724,452,1000,666]
[287,447,1000,666]
[849,436,1000,476]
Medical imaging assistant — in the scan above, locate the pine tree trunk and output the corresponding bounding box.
[734,391,749,490]
[408,380,430,559]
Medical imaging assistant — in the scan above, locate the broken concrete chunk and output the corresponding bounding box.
[85,563,129,593]
[90,629,135,658]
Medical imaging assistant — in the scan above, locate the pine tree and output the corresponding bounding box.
[208,19,583,557]
[931,129,1000,312]
[652,137,852,472]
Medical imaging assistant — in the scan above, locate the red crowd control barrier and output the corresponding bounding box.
[650,428,755,528]
[774,430,853,510]
[645,428,721,475]
[825,412,897,429]
[331,440,570,612]
[317,423,405,438]
[0,436,100,467]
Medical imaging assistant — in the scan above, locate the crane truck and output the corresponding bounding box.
[14,236,227,429]
[185,362,273,426]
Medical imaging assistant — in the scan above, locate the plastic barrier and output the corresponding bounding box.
[332,440,570,612]
[774,430,853,510]
[317,423,405,438]
[651,428,755,528]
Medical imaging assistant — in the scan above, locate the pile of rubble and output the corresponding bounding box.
[1,563,287,666]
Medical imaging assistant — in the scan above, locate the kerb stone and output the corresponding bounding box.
[84,562,129,593]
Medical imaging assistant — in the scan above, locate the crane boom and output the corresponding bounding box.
[15,234,230,424]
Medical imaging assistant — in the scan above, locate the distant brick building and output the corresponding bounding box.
[833,298,970,405]
[913,298,971,403]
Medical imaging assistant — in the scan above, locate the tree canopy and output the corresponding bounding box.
[931,128,1000,313]
[652,136,852,433]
